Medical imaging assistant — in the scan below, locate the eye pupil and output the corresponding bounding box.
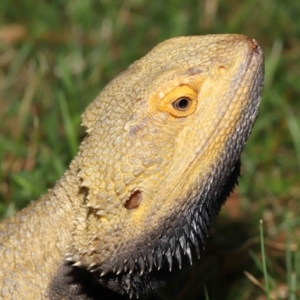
[173,98,191,111]
[178,99,188,108]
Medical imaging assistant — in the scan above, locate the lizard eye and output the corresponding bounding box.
[172,98,191,111]
[151,84,198,118]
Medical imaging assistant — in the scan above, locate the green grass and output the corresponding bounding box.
[260,220,271,299]
[1,0,300,299]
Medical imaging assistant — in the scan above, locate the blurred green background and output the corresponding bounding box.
[0,0,299,299]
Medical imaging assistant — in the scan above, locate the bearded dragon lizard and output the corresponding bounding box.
[0,34,264,299]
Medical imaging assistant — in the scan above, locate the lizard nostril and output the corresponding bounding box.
[125,190,142,210]
[218,65,226,75]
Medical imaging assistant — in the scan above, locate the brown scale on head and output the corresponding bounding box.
[60,35,265,297]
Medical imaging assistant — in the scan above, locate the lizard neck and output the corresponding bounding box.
[0,163,83,297]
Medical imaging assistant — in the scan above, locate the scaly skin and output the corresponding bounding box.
[0,34,264,299]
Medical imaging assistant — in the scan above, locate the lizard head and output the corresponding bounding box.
[68,34,264,296]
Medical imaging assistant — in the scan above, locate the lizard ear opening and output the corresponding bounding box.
[125,190,142,210]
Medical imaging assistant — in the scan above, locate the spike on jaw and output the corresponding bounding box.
[147,255,154,272]
[65,257,74,262]
[140,247,147,260]
[183,224,190,236]
[179,235,187,254]
[189,229,196,245]
[155,247,163,270]
[190,229,201,258]
[116,269,122,275]
[72,261,82,267]
[123,277,132,292]
[64,253,80,262]
[169,236,176,255]
[186,246,193,266]
[160,238,169,254]
[87,262,97,271]
[128,257,135,274]
[175,246,182,269]
[99,265,111,276]
[165,248,173,272]
[194,221,206,249]
[138,257,145,275]
[115,260,125,275]
[132,250,138,263]
[191,219,198,234]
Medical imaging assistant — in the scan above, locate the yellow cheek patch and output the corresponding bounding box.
[153,85,198,118]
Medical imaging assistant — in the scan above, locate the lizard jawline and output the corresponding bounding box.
[92,160,241,297]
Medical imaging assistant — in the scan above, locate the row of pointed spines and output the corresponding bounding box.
[206,159,241,217]
[122,200,219,299]
[90,204,212,278]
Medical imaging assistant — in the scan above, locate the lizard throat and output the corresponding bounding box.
[89,160,240,297]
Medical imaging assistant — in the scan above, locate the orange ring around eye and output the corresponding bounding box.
[158,85,198,117]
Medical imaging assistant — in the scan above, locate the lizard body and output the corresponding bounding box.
[0,34,264,299]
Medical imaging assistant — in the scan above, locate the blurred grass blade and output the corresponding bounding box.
[260,220,270,300]
[244,270,265,290]
[203,284,210,300]
[57,92,79,156]
[264,39,283,89]
[290,272,296,300]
